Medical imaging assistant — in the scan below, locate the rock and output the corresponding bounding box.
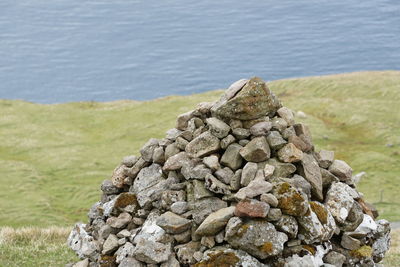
[320,168,340,189]
[282,126,296,139]
[195,206,236,236]
[115,242,135,263]
[271,117,288,132]
[329,160,353,184]
[156,211,191,234]
[281,174,312,199]
[72,259,89,267]
[164,143,180,160]
[220,134,236,149]
[197,247,266,267]
[288,135,312,153]
[277,107,295,125]
[174,230,191,244]
[323,251,346,267]
[206,117,231,138]
[160,254,181,267]
[116,229,131,238]
[250,121,272,136]
[186,131,221,158]
[140,138,159,162]
[317,150,334,168]
[341,233,361,250]
[201,236,215,248]
[372,219,391,262]
[267,208,282,221]
[161,190,186,208]
[67,223,99,261]
[102,234,119,254]
[232,128,251,140]
[133,238,172,264]
[230,169,242,191]
[266,131,287,150]
[102,192,139,217]
[215,167,234,184]
[239,136,270,162]
[175,241,201,265]
[211,77,281,120]
[272,182,309,217]
[240,162,258,187]
[203,155,220,171]
[277,143,303,163]
[101,180,120,195]
[220,143,243,171]
[235,177,272,200]
[163,152,190,171]
[275,215,298,239]
[192,180,214,200]
[175,137,189,150]
[267,158,296,178]
[119,257,146,267]
[298,153,323,201]
[176,110,195,130]
[263,164,275,179]
[171,201,189,215]
[260,193,279,207]
[181,162,211,180]
[225,219,288,259]
[106,212,132,229]
[191,197,228,225]
[325,182,356,224]
[234,199,270,218]
[205,174,231,195]
[111,164,129,188]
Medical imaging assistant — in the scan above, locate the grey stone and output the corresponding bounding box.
[111,164,129,188]
[220,134,236,149]
[220,143,243,171]
[320,168,340,189]
[240,136,270,162]
[277,143,303,163]
[277,107,295,126]
[240,162,258,186]
[119,257,146,267]
[235,176,273,200]
[263,164,275,179]
[215,167,234,184]
[101,180,120,195]
[298,153,323,201]
[329,160,353,184]
[133,238,171,264]
[67,223,99,261]
[317,150,334,168]
[192,180,214,200]
[160,254,181,267]
[171,201,189,215]
[230,169,242,191]
[225,219,288,259]
[203,155,220,171]
[198,247,266,267]
[116,229,131,238]
[122,155,138,167]
[201,236,215,248]
[267,208,282,221]
[163,152,190,171]
[271,117,288,132]
[164,143,180,160]
[196,101,214,114]
[204,174,231,195]
[325,182,356,224]
[250,121,272,136]
[175,241,201,265]
[102,234,119,254]
[140,138,159,162]
[232,128,251,139]
[106,212,132,229]
[211,77,281,120]
[196,206,236,236]
[156,211,192,234]
[238,139,250,146]
[186,131,221,158]
[272,182,309,217]
[176,110,195,130]
[173,230,191,244]
[165,128,182,141]
[133,211,166,243]
[72,259,89,267]
[181,162,211,180]
[175,136,189,150]
[341,232,361,250]
[206,117,231,138]
[323,251,346,267]
[160,190,186,208]
[229,119,243,129]
[266,130,287,150]
[115,242,134,263]
[102,192,139,217]
[275,215,298,239]
[190,197,228,225]
[152,147,165,164]
[280,174,312,199]
[267,158,296,178]
[282,126,296,139]
[260,193,279,207]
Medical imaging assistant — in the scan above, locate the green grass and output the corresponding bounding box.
[0,71,399,228]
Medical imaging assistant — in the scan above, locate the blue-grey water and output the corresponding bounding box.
[0,0,399,103]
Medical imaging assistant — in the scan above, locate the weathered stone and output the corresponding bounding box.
[174,230,191,244]
[156,211,191,234]
[133,211,166,243]
[250,121,272,136]
[240,162,258,186]
[267,208,282,221]
[72,259,89,267]
[127,157,150,179]
[214,167,234,184]
[121,155,138,168]
[111,164,129,188]
[160,190,186,208]
[341,232,361,250]
[175,241,201,265]
[220,134,236,149]
[225,219,288,259]
[140,138,159,162]
[106,212,132,229]
[235,176,272,200]
[323,251,346,267]
[175,137,189,150]
[152,147,165,164]
[196,247,266,267]
[101,180,120,195]
[272,182,309,217]
[203,155,220,171]
[298,153,323,201]
[171,201,189,215]
[280,174,312,199]
[277,107,295,126]
[278,143,303,163]
[186,131,221,158]
[266,131,287,150]
[196,101,214,114]
[275,215,298,239]
[206,117,231,138]
[267,158,296,178]
[294,123,312,141]
[282,126,296,139]
[164,143,180,160]
[211,77,281,120]
[181,162,211,180]
[229,169,242,191]
[234,199,270,218]
[163,152,190,171]
[372,219,391,262]
[220,143,243,171]
[288,135,312,152]
[176,110,195,130]
[201,236,215,248]
[115,242,134,263]
[329,160,353,184]
[317,150,334,168]
[119,257,146,267]
[68,223,99,261]
[191,197,228,225]
[205,174,231,195]
[340,201,364,232]
[320,168,340,189]
[133,238,171,264]
[160,254,181,267]
[102,234,119,254]
[271,117,288,132]
[195,206,236,236]
[260,193,279,207]
[240,136,270,162]
[192,180,214,200]
[325,182,356,224]
[232,128,251,140]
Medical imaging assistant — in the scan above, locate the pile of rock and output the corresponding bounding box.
[68,77,390,267]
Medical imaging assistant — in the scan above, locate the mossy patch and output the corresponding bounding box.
[309,201,328,224]
[258,242,274,254]
[99,255,117,267]
[276,183,308,216]
[350,245,373,258]
[277,182,291,194]
[194,251,240,267]
[114,193,138,209]
[235,224,249,238]
[302,245,316,255]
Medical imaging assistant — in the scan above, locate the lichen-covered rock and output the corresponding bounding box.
[186,131,221,158]
[195,247,266,267]
[239,136,270,163]
[272,182,309,217]
[277,143,303,163]
[298,153,323,201]
[206,117,231,138]
[225,219,288,259]
[132,238,171,264]
[156,211,192,234]
[220,143,243,171]
[68,223,99,261]
[195,206,235,236]
[325,182,357,224]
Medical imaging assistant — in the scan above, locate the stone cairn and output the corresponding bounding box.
[68,77,391,267]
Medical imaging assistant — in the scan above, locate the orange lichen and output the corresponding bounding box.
[302,245,316,255]
[309,201,328,224]
[235,224,249,238]
[194,251,240,267]
[259,242,274,254]
[277,184,307,216]
[114,193,138,209]
[99,255,117,267]
[277,182,291,194]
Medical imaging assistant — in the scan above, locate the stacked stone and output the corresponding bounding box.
[68,77,390,267]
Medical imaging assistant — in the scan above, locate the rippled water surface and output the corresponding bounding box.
[0,0,399,103]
